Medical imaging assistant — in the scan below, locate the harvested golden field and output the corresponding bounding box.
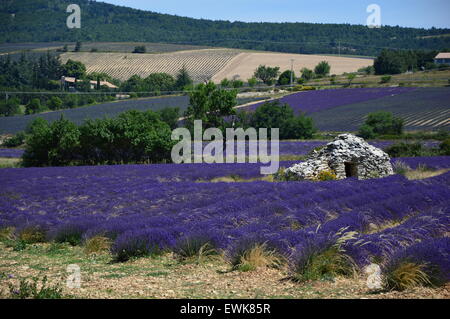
[61,49,373,83]
[212,52,373,82]
[61,49,241,83]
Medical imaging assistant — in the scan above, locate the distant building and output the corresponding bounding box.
[61,76,118,90]
[434,53,450,65]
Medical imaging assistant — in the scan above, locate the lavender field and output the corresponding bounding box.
[249,87,416,114]
[0,149,25,158]
[0,158,449,279]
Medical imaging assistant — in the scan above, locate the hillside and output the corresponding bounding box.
[1,0,450,56]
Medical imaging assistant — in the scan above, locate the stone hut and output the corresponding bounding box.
[285,134,394,180]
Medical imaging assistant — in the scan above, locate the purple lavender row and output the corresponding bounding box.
[246,87,417,114]
[0,149,25,158]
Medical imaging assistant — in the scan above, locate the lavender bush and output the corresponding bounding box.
[0,162,448,278]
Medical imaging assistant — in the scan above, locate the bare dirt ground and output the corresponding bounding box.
[212,52,373,82]
[0,242,448,299]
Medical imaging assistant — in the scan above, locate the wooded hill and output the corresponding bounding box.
[1,0,450,56]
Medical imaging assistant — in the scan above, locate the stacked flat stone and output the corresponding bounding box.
[285,134,394,180]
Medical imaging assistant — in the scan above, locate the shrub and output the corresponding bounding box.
[132,45,146,53]
[0,97,21,117]
[250,101,316,140]
[18,226,47,244]
[22,116,80,167]
[228,237,284,271]
[157,107,180,130]
[174,234,217,261]
[111,229,175,262]
[392,161,412,175]
[290,229,358,282]
[385,142,436,157]
[25,98,44,115]
[316,170,337,181]
[358,111,404,139]
[2,131,26,147]
[380,75,392,84]
[46,97,63,110]
[314,61,331,78]
[247,77,258,87]
[439,138,450,155]
[84,236,112,255]
[278,70,296,86]
[384,238,449,291]
[8,276,63,299]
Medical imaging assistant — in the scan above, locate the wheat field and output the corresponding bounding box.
[61,49,241,83]
[61,49,373,83]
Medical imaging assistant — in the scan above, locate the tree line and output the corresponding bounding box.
[2,0,450,57]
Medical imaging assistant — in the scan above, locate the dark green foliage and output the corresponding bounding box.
[25,98,44,115]
[8,276,63,299]
[144,73,176,93]
[74,41,82,52]
[358,111,404,139]
[314,61,331,78]
[175,66,193,90]
[185,82,237,130]
[300,68,315,81]
[2,0,449,56]
[374,49,439,75]
[254,65,280,85]
[22,110,175,167]
[62,59,86,78]
[157,107,180,130]
[385,142,438,157]
[248,101,316,139]
[440,139,450,155]
[46,96,63,110]
[380,75,392,84]
[132,45,146,53]
[0,97,21,117]
[247,77,258,87]
[278,70,296,86]
[231,79,244,88]
[23,116,80,167]
[2,131,26,147]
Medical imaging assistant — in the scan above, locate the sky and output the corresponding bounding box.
[100,0,450,29]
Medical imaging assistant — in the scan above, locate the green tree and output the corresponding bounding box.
[62,60,87,79]
[278,70,296,86]
[0,98,21,117]
[74,41,82,52]
[231,79,244,88]
[300,68,315,81]
[175,66,193,90]
[25,98,43,115]
[144,73,176,93]
[314,61,331,78]
[46,96,63,110]
[220,78,231,88]
[23,116,80,167]
[254,65,280,85]
[132,45,146,53]
[358,111,404,139]
[247,77,258,87]
[157,107,180,130]
[374,49,404,75]
[185,82,237,130]
[250,101,315,139]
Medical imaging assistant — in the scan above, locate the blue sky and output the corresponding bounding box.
[100,0,450,28]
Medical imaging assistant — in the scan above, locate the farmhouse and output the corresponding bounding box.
[434,52,450,65]
[60,76,118,90]
[285,134,394,180]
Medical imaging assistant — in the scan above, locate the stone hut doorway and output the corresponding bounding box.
[345,162,358,178]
